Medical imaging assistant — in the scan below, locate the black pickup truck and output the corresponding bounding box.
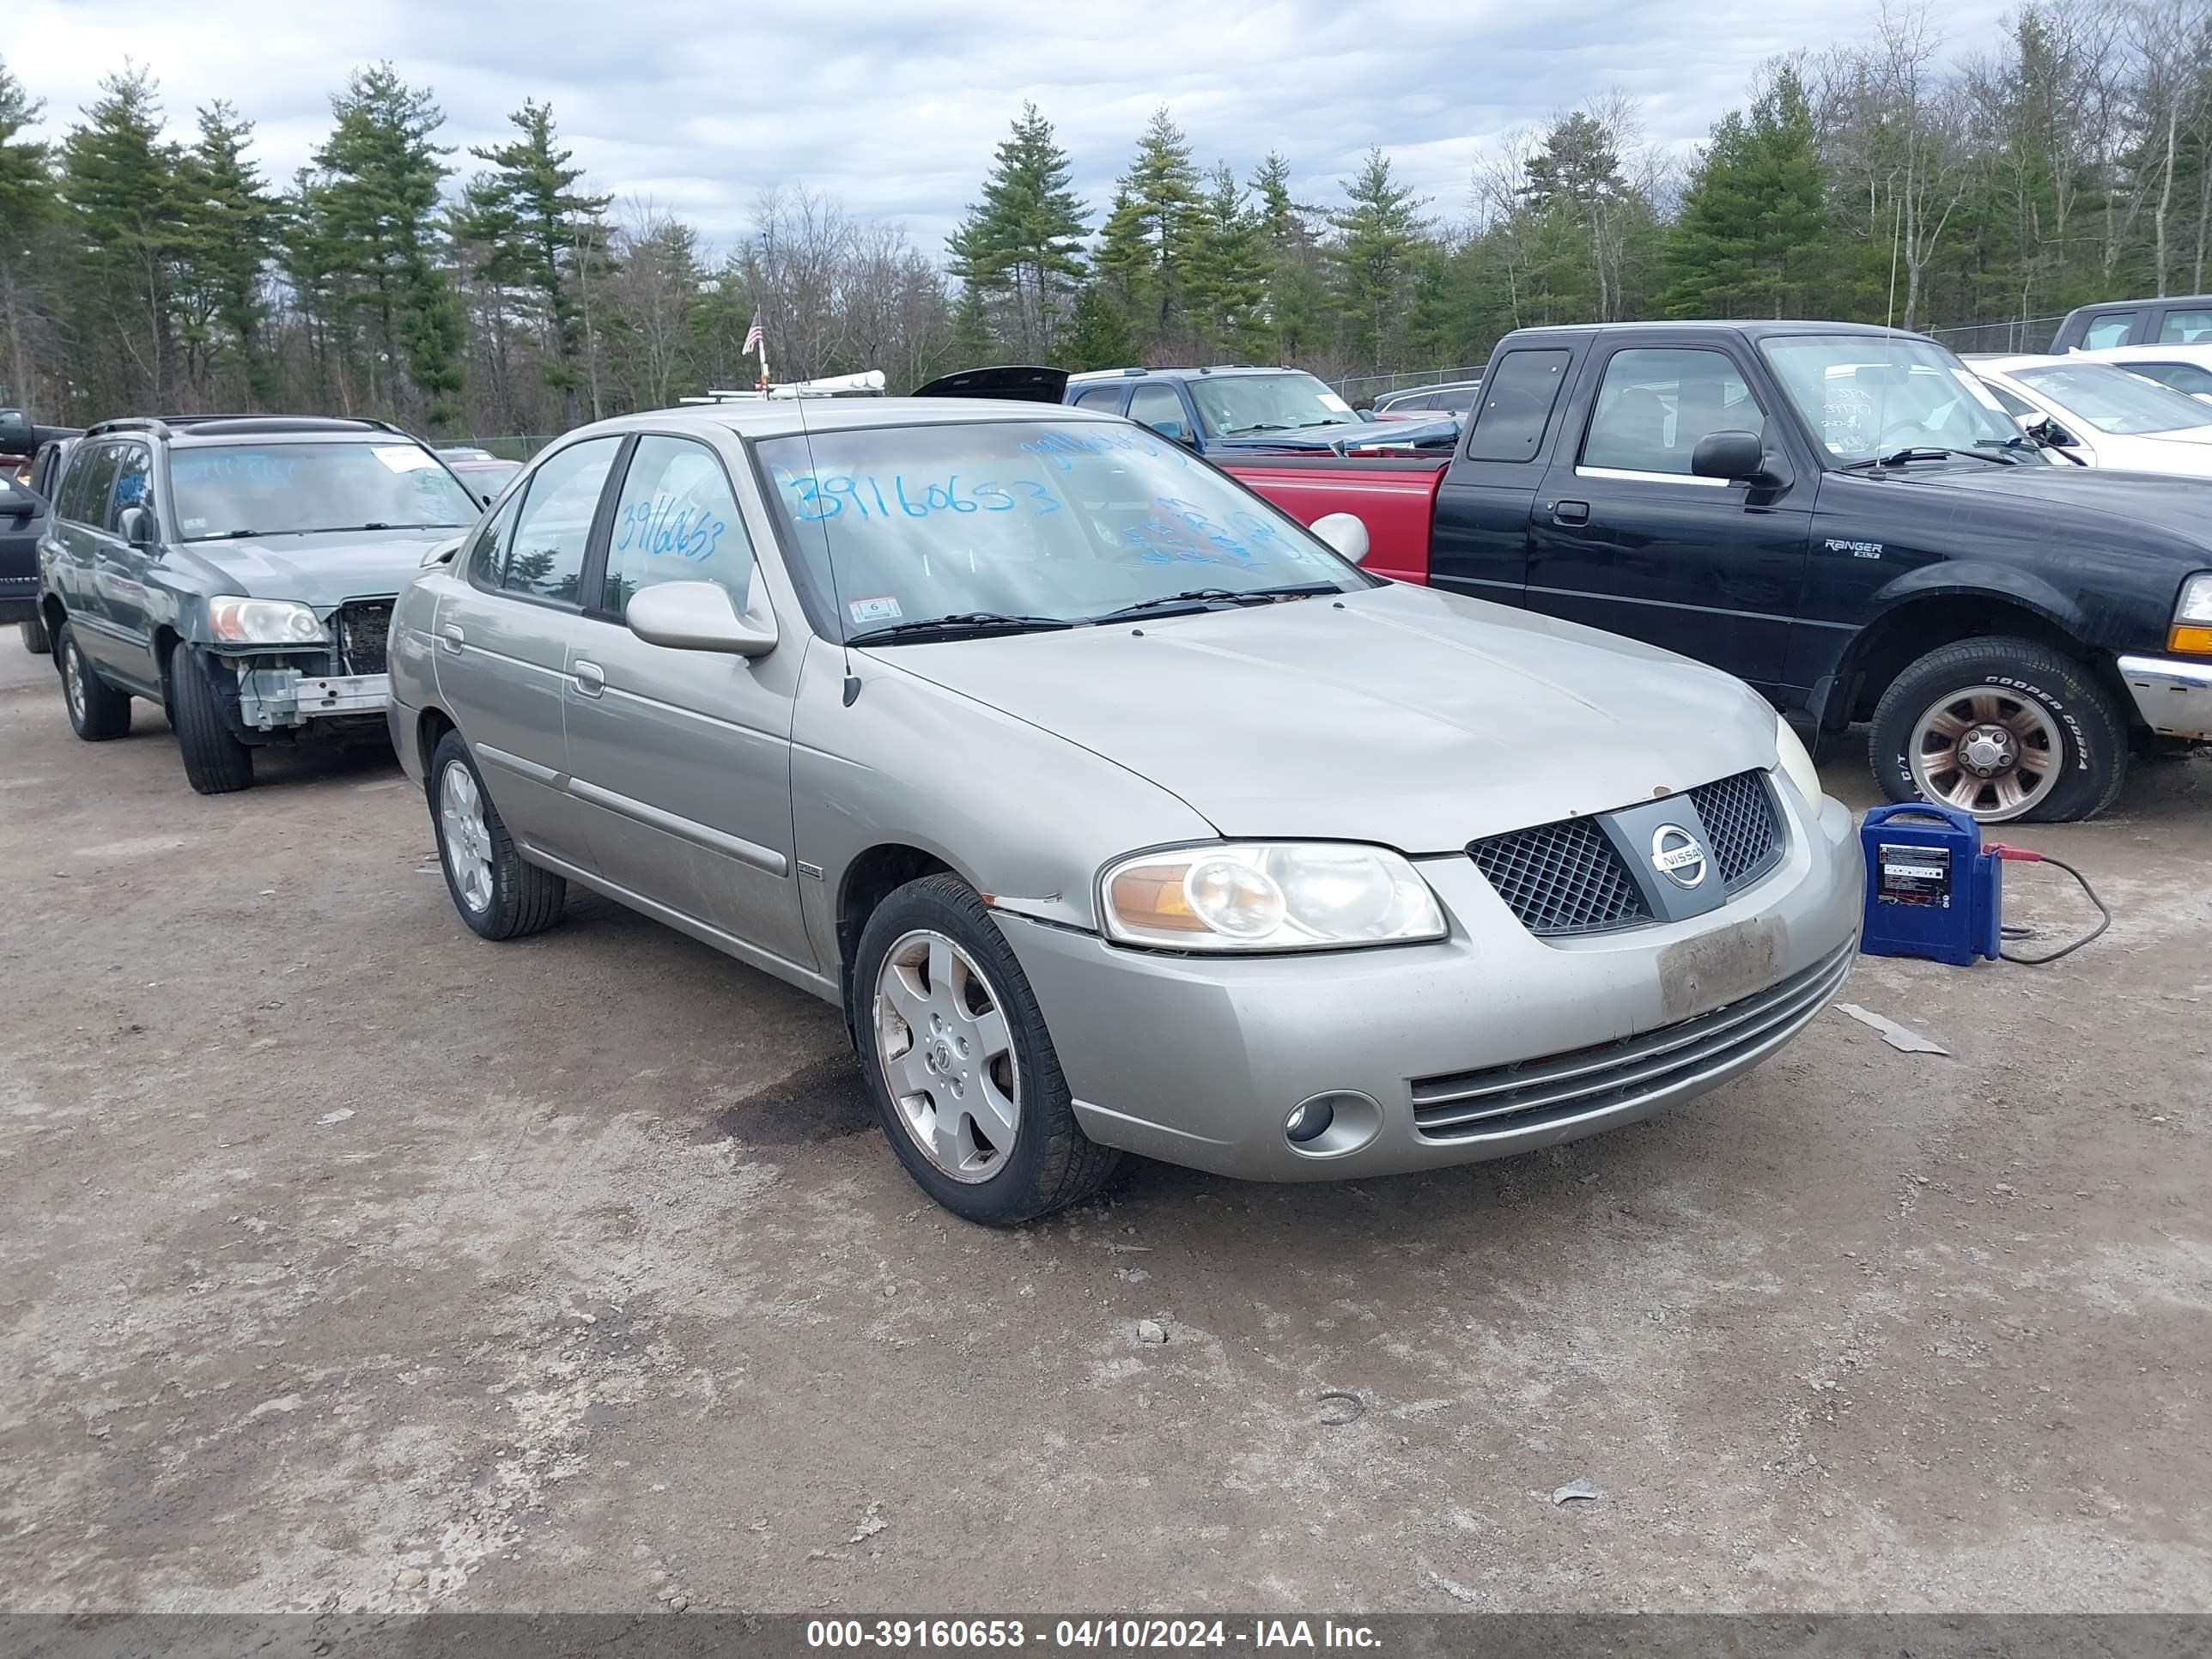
[1224,320,2212,823]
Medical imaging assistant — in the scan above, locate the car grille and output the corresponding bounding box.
[1689,769,1784,888]
[335,599,395,678]
[1409,940,1856,1140]
[1468,816,1651,937]
[1468,769,1784,938]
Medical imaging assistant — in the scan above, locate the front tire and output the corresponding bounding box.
[56,623,132,740]
[428,731,566,940]
[21,616,51,654]
[1870,637,2127,823]
[851,873,1118,1225]
[169,644,255,794]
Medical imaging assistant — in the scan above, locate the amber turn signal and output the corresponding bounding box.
[2170,624,2212,656]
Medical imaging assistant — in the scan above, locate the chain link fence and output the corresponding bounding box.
[1923,315,2068,356]
[1333,366,1489,407]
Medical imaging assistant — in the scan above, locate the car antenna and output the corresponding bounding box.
[788,391,862,705]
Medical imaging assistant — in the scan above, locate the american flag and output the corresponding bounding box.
[743,310,765,356]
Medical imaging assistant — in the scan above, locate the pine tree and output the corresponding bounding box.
[1249,151,1328,362]
[465,100,611,422]
[178,101,278,403]
[1186,162,1267,358]
[1331,149,1427,370]
[1095,107,1201,349]
[946,103,1088,359]
[0,56,52,408]
[1663,65,1831,318]
[313,64,465,427]
[1064,279,1137,370]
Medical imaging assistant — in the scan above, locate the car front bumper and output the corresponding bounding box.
[234,665,392,732]
[2118,653,2212,740]
[996,782,1863,1182]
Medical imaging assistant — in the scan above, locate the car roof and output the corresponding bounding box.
[1064,365,1304,385]
[1971,354,2068,373]
[1504,319,1927,344]
[2072,342,2212,360]
[83,415,427,447]
[571,397,1125,444]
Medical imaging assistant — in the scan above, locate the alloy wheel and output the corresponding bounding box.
[1908,684,2063,821]
[872,928,1021,1183]
[438,760,495,914]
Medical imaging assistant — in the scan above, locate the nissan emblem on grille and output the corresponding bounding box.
[1650,823,1709,889]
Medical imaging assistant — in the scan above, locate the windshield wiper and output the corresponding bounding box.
[1220,422,1290,435]
[1091,583,1340,623]
[1841,446,2018,471]
[847,612,1077,646]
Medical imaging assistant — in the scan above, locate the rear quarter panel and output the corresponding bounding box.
[1217,458,1447,583]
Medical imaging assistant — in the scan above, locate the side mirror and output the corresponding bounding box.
[420,535,464,568]
[480,490,495,507]
[2028,417,2079,448]
[1147,418,1194,447]
[625,579,777,658]
[1310,511,1370,565]
[1690,429,1771,483]
[118,504,156,549]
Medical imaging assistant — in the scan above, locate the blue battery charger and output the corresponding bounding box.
[1859,802,2004,967]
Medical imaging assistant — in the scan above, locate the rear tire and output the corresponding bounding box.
[20,616,50,654]
[850,873,1119,1225]
[56,623,132,740]
[428,731,566,940]
[1869,636,2125,823]
[169,644,255,795]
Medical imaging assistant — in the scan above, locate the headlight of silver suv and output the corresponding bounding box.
[1772,712,1824,805]
[1101,842,1447,951]
[207,596,327,646]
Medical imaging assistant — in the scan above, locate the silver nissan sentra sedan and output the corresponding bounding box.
[388,398,1862,1224]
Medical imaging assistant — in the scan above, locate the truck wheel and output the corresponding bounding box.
[428,731,566,939]
[55,623,132,741]
[21,616,50,654]
[1870,636,2126,823]
[169,643,255,795]
[850,873,1119,1226]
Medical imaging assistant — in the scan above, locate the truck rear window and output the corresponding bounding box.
[1464,349,1571,462]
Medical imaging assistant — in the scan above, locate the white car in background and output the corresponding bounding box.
[1968,353,2212,476]
[2067,341,2212,403]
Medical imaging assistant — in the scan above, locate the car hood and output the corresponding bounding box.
[869,582,1778,851]
[171,529,459,606]
[1209,415,1461,454]
[1881,457,2212,539]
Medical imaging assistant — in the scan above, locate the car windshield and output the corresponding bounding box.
[1188,372,1358,436]
[757,419,1370,641]
[2011,362,2212,435]
[1759,335,2028,462]
[170,441,478,541]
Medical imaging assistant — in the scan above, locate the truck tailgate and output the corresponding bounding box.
[1218,457,1446,584]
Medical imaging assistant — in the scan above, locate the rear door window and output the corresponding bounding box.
[2081,311,2142,349]
[67,445,121,528]
[2158,309,2212,343]
[1464,349,1571,462]
[495,436,622,605]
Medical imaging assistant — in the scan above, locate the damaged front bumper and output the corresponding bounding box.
[234,665,392,732]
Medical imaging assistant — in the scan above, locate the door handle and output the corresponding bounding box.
[572,659,605,697]
[1553,500,1590,526]
[441,623,465,653]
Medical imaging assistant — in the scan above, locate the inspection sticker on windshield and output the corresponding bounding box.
[371,445,439,473]
[848,595,902,624]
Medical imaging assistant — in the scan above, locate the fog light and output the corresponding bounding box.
[1285,1097,1335,1144]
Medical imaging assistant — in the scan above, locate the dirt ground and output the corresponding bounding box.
[2,635,2208,1616]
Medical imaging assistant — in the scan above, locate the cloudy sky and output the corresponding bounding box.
[12,0,2016,257]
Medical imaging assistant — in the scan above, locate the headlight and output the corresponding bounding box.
[1100,842,1447,951]
[1773,713,1823,805]
[2172,572,2212,655]
[207,596,326,645]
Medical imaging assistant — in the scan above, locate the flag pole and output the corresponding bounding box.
[758,331,770,394]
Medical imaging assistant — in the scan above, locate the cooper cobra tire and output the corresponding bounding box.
[1869,635,2126,823]
[851,873,1118,1226]
[169,644,255,794]
[428,730,567,940]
